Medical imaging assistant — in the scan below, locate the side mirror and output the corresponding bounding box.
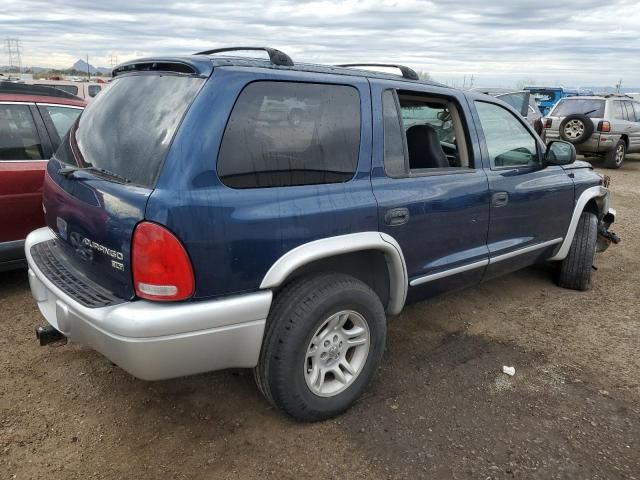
[545,141,576,166]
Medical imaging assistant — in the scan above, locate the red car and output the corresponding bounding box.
[0,82,86,271]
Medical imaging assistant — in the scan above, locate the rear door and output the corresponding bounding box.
[622,101,640,152]
[0,102,53,249]
[471,98,574,279]
[370,80,490,302]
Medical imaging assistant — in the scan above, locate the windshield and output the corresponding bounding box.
[552,99,605,118]
[57,74,204,187]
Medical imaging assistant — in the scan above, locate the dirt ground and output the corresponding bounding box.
[1,156,639,480]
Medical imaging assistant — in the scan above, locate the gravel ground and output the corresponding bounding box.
[1,156,639,479]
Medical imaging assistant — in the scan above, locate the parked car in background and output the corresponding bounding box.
[474,88,543,135]
[26,48,616,422]
[0,82,85,271]
[525,86,594,116]
[544,94,640,168]
[26,79,105,101]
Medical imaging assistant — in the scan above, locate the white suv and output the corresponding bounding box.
[544,94,640,168]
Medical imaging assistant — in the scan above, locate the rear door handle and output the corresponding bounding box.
[492,192,509,207]
[385,207,410,226]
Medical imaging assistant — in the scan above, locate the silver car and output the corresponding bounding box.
[544,94,640,168]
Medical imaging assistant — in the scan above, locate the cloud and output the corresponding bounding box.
[2,0,639,87]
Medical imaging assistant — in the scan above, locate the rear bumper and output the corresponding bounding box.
[544,130,619,153]
[26,227,271,380]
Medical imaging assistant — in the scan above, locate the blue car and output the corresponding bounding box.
[525,86,595,116]
[26,48,617,421]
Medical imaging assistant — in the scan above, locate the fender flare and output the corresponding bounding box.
[260,232,408,315]
[549,185,610,261]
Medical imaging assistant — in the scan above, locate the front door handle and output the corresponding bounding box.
[385,207,410,226]
[492,192,509,207]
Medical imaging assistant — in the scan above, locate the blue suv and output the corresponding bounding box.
[26,47,617,421]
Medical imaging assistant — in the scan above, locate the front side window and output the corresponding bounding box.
[42,105,82,138]
[382,90,471,175]
[0,104,44,161]
[475,101,539,169]
[218,81,361,188]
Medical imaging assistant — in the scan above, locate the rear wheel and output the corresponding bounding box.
[254,273,386,422]
[603,140,625,169]
[558,211,598,291]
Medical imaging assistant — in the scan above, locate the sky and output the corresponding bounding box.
[2,0,640,88]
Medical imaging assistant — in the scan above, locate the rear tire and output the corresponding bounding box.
[254,273,386,422]
[558,211,598,291]
[603,140,625,169]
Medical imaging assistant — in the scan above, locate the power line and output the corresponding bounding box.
[4,38,23,73]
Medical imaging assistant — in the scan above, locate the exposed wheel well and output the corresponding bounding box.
[620,135,629,148]
[583,198,600,217]
[274,250,390,310]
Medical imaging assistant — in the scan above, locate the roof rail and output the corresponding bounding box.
[194,47,294,67]
[0,81,83,101]
[336,63,420,81]
[603,93,632,98]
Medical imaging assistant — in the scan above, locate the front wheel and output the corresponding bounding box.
[254,273,386,422]
[558,211,598,291]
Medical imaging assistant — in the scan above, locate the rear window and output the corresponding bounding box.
[58,74,204,187]
[41,84,79,96]
[218,81,361,189]
[552,99,605,118]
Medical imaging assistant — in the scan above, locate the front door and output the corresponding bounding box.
[471,99,575,279]
[370,81,490,302]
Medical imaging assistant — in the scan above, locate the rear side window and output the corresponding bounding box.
[611,101,625,120]
[552,99,605,118]
[42,106,82,138]
[58,74,204,187]
[0,104,44,161]
[218,81,360,188]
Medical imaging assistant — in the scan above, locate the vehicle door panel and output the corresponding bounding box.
[470,98,574,280]
[0,103,52,244]
[369,81,490,302]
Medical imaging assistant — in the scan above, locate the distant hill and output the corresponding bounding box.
[71,59,110,75]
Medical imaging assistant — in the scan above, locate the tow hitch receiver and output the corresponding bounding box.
[36,325,67,346]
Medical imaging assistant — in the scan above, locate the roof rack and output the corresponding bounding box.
[0,81,83,100]
[602,93,632,98]
[336,63,420,81]
[194,46,294,67]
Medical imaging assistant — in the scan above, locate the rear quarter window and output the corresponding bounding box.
[217,81,361,188]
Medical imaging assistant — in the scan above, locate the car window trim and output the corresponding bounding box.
[383,89,476,179]
[35,103,84,110]
[474,99,542,171]
[217,79,363,190]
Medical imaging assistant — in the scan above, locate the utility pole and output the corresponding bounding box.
[616,78,622,93]
[4,38,23,73]
[470,74,474,89]
[86,53,90,80]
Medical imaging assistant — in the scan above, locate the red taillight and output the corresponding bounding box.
[132,222,195,301]
[543,118,552,129]
[598,121,611,133]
